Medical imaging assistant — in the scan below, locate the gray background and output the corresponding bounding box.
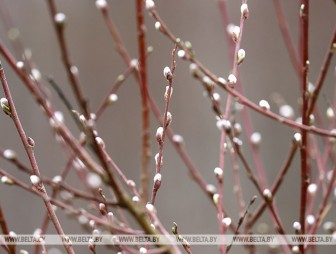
[0,0,335,253]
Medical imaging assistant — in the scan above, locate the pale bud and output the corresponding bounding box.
[95,137,105,149]
[216,119,232,132]
[323,221,335,233]
[153,173,162,183]
[130,59,138,69]
[30,175,41,186]
[206,184,217,194]
[78,215,89,225]
[3,149,16,160]
[279,105,294,119]
[293,133,302,146]
[293,221,301,231]
[154,21,161,30]
[214,167,223,179]
[228,74,237,87]
[237,49,246,64]
[307,183,317,194]
[222,217,232,227]
[306,215,315,225]
[9,231,17,237]
[132,196,140,203]
[292,246,300,253]
[117,74,125,82]
[189,63,199,76]
[79,115,86,125]
[233,123,242,136]
[163,66,172,80]
[309,114,315,125]
[233,137,243,147]
[177,50,186,59]
[250,132,262,146]
[217,77,227,86]
[202,76,214,88]
[108,93,118,104]
[329,129,336,144]
[16,61,24,69]
[87,173,102,189]
[31,68,41,81]
[166,112,172,126]
[107,212,114,222]
[154,153,162,166]
[263,189,272,202]
[146,203,155,212]
[240,3,249,19]
[52,175,62,184]
[99,203,107,216]
[95,0,108,10]
[54,13,66,26]
[139,247,147,254]
[229,25,240,42]
[172,134,183,144]
[156,127,164,143]
[213,93,220,102]
[145,0,155,10]
[1,98,11,116]
[89,220,95,228]
[127,180,136,188]
[213,193,220,204]
[326,107,334,120]
[307,82,315,96]
[164,86,173,100]
[259,100,270,111]
[1,176,14,185]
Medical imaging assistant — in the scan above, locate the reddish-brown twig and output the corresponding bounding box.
[299,3,310,252]
[150,45,177,205]
[136,0,151,202]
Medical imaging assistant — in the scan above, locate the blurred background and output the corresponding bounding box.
[0,0,335,253]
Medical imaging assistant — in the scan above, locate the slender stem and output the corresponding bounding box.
[150,46,177,204]
[247,144,298,226]
[47,0,89,118]
[95,66,134,119]
[226,196,257,253]
[217,0,235,61]
[309,167,336,234]
[299,3,309,251]
[229,151,246,214]
[273,0,301,76]
[97,3,132,65]
[218,2,250,251]
[136,0,151,203]
[0,205,14,254]
[307,27,336,116]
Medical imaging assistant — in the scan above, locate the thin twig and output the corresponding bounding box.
[299,3,310,253]
[150,45,177,204]
[47,0,89,118]
[307,27,336,116]
[273,0,301,76]
[136,0,151,202]
[226,196,257,253]
[0,205,14,254]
